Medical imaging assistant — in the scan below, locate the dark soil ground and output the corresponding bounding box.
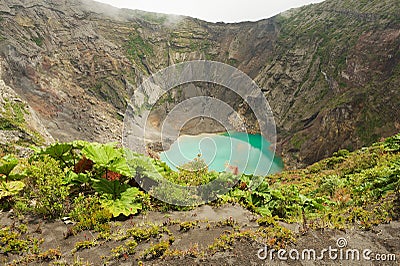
[1,204,399,266]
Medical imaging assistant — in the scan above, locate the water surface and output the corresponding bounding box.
[160,132,283,176]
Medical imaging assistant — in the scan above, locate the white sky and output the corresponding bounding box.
[94,0,325,23]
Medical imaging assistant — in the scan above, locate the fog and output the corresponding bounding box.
[93,0,325,23]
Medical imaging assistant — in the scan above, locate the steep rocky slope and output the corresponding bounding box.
[0,0,399,167]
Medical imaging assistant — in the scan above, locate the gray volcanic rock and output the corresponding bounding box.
[0,0,399,167]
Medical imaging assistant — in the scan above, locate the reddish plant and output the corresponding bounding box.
[102,171,122,181]
[238,181,247,190]
[74,156,94,174]
[227,165,239,175]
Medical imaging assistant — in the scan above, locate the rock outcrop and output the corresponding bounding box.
[0,0,399,167]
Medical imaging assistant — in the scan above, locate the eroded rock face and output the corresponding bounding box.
[0,0,399,167]
[0,58,53,155]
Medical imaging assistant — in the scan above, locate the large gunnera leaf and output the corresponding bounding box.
[0,181,25,199]
[100,187,142,217]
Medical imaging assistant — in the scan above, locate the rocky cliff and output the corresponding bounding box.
[0,0,399,167]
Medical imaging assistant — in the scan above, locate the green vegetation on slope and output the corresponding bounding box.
[271,0,400,160]
[1,133,399,222]
[0,133,399,262]
[0,100,45,154]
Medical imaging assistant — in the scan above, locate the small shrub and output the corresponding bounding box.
[257,216,279,227]
[126,225,161,241]
[0,226,42,254]
[140,240,170,260]
[37,248,62,261]
[179,220,199,232]
[208,232,238,252]
[111,244,129,259]
[12,198,32,217]
[69,193,112,233]
[26,156,70,218]
[177,157,209,185]
[318,175,344,197]
[125,239,138,254]
[73,240,98,253]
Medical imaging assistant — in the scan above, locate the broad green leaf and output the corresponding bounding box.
[270,189,285,200]
[36,143,76,167]
[101,199,142,217]
[310,200,325,211]
[247,193,257,206]
[299,194,309,205]
[0,155,19,177]
[0,181,25,199]
[92,178,129,198]
[83,143,121,167]
[256,206,272,217]
[65,171,90,184]
[71,140,90,150]
[240,174,252,185]
[255,181,270,194]
[120,187,141,199]
[109,157,133,177]
[126,151,162,181]
[100,187,142,217]
[41,143,73,159]
[154,160,173,174]
[249,175,265,190]
[229,188,249,199]
[29,145,41,153]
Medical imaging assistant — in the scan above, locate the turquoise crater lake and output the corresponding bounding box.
[159,132,283,176]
